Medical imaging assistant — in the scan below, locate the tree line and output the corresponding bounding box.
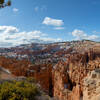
[0,0,11,8]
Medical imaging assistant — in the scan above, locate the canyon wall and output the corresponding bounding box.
[53,49,100,100]
[0,56,53,94]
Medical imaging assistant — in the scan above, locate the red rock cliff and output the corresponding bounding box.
[53,49,100,100]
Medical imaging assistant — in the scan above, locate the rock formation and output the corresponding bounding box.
[0,41,100,100]
[83,69,100,100]
[53,49,100,100]
[0,56,53,95]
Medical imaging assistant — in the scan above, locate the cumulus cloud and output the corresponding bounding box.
[0,26,62,47]
[13,8,19,12]
[72,29,99,40]
[42,17,64,26]
[0,26,19,33]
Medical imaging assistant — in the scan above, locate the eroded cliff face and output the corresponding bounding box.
[53,49,100,100]
[0,56,53,94]
[83,69,100,100]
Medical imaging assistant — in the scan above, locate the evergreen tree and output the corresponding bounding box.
[0,0,11,8]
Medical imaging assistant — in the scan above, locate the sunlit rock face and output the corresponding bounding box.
[53,49,100,100]
[53,61,81,100]
[83,69,100,100]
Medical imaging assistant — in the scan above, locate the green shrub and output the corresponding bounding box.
[0,79,40,100]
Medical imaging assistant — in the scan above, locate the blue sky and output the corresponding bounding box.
[0,0,100,47]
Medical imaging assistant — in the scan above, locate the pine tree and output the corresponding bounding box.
[0,0,11,8]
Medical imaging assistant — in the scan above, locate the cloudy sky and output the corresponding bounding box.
[0,0,100,47]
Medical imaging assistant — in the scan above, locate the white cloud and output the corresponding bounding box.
[40,38,62,42]
[13,8,19,12]
[0,26,62,47]
[54,27,65,30]
[42,17,64,26]
[92,30,100,34]
[0,26,19,33]
[72,29,99,40]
